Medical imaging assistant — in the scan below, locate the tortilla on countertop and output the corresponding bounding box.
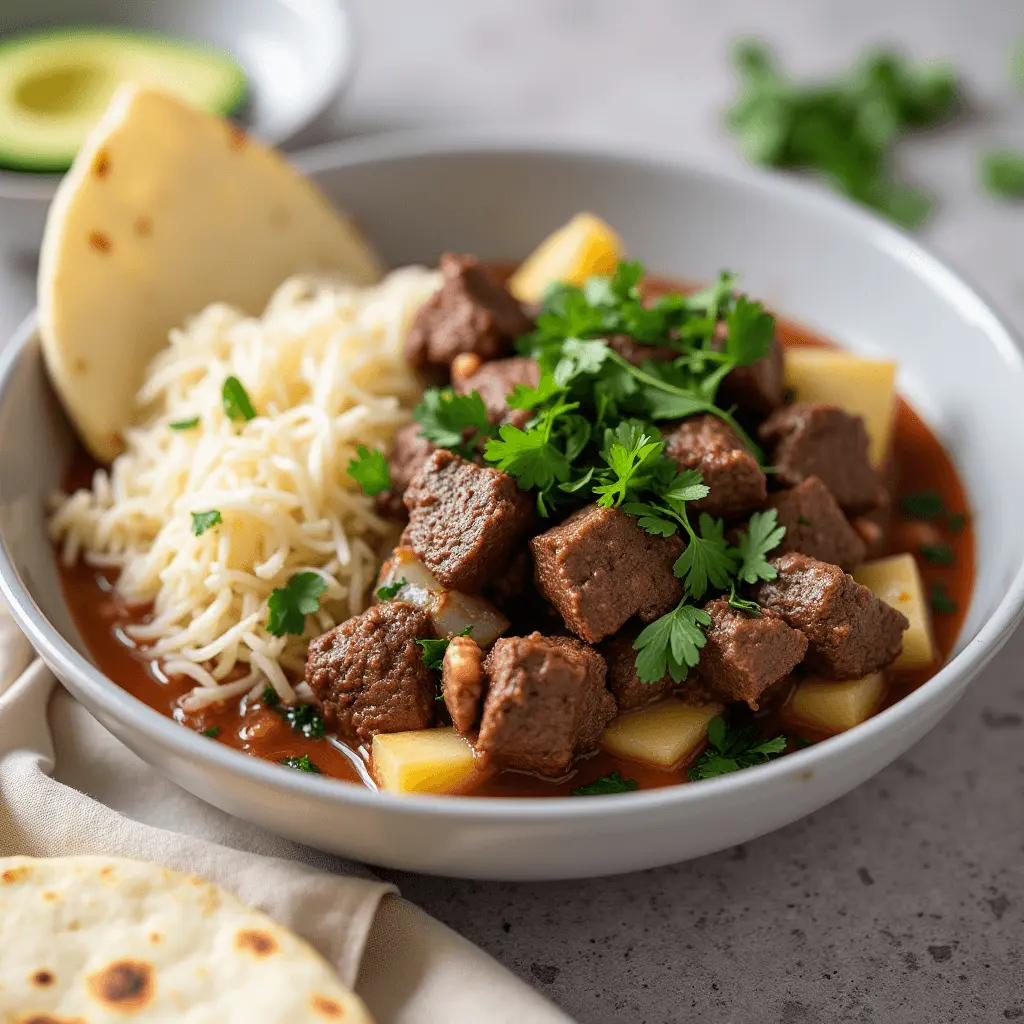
[38,84,383,463]
[0,854,374,1022]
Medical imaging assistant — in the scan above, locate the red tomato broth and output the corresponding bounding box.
[55,284,974,798]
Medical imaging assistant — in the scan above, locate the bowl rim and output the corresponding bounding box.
[0,0,356,201]
[3,130,1024,824]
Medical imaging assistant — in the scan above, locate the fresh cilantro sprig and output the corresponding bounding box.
[279,703,326,739]
[689,715,788,781]
[417,626,473,672]
[634,603,712,684]
[572,771,640,796]
[190,509,222,536]
[347,445,391,496]
[414,389,496,456]
[281,754,321,774]
[266,572,328,637]
[376,577,408,601]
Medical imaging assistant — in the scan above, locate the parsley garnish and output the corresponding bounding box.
[347,445,391,496]
[920,543,955,566]
[261,684,281,708]
[418,626,473,672]
[266,572,328,637]
[726,42,959,227]
[733,509,786,585]
[413,389,496,456]
[190,509,222,536]
[689,716,788,780]
[634,603,711,684]
[281,754,321,774]
[929,581,958,614]
[169,416,200,430]
[376,577,408,601]
[901,490,945,519]
[279,703,326,739]
[572,771,640,796]
[981,149,1024,199]
[222,376,257,422]
[201,725,220,738]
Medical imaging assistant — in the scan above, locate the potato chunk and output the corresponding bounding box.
[783,349,897,466]
[509,213,622,302]
[601,699,722,769]
[854,553,936,669]
[785,673,886,733]
[372,728,481,795]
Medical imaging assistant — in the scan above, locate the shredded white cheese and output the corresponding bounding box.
[50,267,440,710]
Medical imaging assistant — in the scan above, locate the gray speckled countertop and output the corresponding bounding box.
[3,2,1023,1020]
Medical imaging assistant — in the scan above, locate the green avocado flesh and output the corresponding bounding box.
[0,27,247,173]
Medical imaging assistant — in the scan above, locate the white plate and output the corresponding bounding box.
[2,134,1023,880]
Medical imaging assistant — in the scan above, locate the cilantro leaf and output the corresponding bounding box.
[920,543,955,566]
[347,445,391,496]
[169,416,200,431]
[664,469,710,505]
[634,602,711,684]
[572,771,640,796]
[689,715,788,780]
[222,376,257,422]
[981,149,1024,198]
[201,725,220,738]
[724,295,775,366]
[673,513,736,600]
[733,509,786,585]
[929,581,958,614]
[417,626,473,672]
[414,388,495,451]
[592,427,663,507]
[484,422,571,491]
[376,577,408,601]
[281,754,321,774]
[553,338,610,386]
[190,509,222,536]
[279,703,326,739]
[261,684,281,708]
[901,490,944,519]
[266,572,328,637]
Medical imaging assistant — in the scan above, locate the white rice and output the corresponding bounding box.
[50,267,440,710]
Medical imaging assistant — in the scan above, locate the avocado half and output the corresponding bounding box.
[0,27,247,173]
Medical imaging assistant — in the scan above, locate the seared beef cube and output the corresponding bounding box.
[405,253,533,370]
[753,552,909,679]
[759,403,883,514]
[601,623,674,711]
[767,476,867,572]
[306,602,435,743]
[716,333,786,416]
[403,449,533,592]
[475,633,616,774]
[664,415,767,519]
[531,504,684,643]
[454,356,540,428]
[441,634,484,736]
[696,598,808,706]
[486,545,532,611]
[606,335,677,365]
[375,422,435,519]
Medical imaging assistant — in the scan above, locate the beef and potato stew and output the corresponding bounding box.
[58,214,973,798]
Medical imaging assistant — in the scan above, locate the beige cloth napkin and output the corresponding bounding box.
[0,612,573,1023]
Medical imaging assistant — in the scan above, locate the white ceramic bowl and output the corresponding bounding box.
[2,135,1024,881]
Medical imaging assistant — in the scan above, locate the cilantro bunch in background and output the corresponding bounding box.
[726,41,960,227]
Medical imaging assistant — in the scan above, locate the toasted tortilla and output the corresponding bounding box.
[0,854,373,1022]
[38,85,383,462]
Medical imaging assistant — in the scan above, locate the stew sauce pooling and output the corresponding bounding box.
[58,267,973,798]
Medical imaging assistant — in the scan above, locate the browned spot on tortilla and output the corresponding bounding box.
[312,994,345,1018]
[236,929,278,957]
[93,149,110,178]
[135,216,152,237]
[42,891,58,902]
[88,231,112,254]
[87,960,154,1011]
[67,920,80,931]
[72,357,87,374]
[149,932,163,945]
[228,125,247,149]
[99,865,115,879]
[31,970,55,987]
[2,866,30,884]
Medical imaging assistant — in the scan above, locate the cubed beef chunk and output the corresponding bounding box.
[531,504,684,643]
[454,356,539,428]
[767,476,867,572]
[405,253,533,370]
[475,633,616,774]
[403,449,533,592]
[663,415,767,519]
[759,403,883,514]
[441,634,484,736]
[600,623,674,711]
[696,598,808,706]
[606,334,677,365]
[305,602,435,743]
[375,422,435,519]
[753,552,909,679]
[715,333,786,416]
